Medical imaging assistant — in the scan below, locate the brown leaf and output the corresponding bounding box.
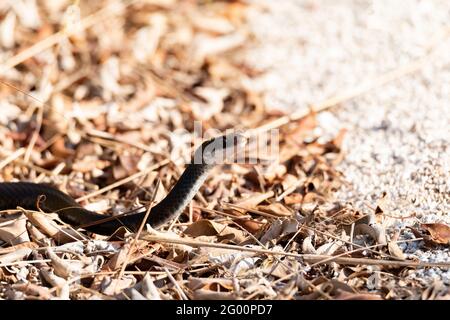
[420,223,450,245]
[191,14,235,34]
[192,32,246,63]
[388,229,405,260]
[286,113,317,139]
[332,128,347,149]
[230,191,275,213]
[260,218,299,245]
[50,137,75,158]
[258,202,293,217]
[183,220,247,243]
[187,277,234,291]
[11,283,53,300]
[262,163,287,183]
[388,241,406,260]
[284,193,304,205]
[302,192,326,204]
[233,218,264,234]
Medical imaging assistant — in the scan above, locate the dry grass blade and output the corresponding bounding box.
[142,234,450,268]
[115,179,160,283]
[76,159,169,202]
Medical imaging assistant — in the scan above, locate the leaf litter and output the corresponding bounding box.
[0,0,449,300]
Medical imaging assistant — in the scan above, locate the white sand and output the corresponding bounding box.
[244,0,450,284]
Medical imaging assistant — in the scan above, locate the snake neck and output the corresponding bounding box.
[92,163,214,233]
[144,163,213,228]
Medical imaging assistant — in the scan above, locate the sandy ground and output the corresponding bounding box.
[244,0,450,284]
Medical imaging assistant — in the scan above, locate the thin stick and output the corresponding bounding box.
[116,180,160,283]
[270,244,389,286]
[0,259,52,268]
[142,234,450,268]
[0,148,26,170]
[221,201,279,219]
[76,159,169,202]
[164,267,188,300]
[194,206,264,222]
[24,106,44,162]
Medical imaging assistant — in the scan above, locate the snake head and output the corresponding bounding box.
[193,131,248,165]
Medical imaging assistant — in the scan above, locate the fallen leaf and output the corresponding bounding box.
[420,223,450,245]
[260,218,299,245]
[284,193,304,205]
[0,213,30,244]
[230,191,275,214]
[315,241,343,256]
[0,248,32,265]
[388,229,405,260]
[388,241,406,260]
[101,276,136,296]
[258,202,293,217]
[302,236,316,254]
[184,220,247,244]
[187,277,234,292]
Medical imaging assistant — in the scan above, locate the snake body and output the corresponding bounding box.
[0,133,246,235]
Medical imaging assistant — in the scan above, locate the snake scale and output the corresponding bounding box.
[0,133,246,235]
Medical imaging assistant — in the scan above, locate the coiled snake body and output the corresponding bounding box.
[0,133,246,235]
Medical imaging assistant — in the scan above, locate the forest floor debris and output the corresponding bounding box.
[0,0,449,300]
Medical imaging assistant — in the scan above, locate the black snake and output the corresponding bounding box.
[0,133,246,235]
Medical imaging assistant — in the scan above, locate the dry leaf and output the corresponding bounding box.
[420,223,450,245]
[191,87,229,120]
[0,0,355,300]
[11,283,53,300]
[191,14,235,34]
[315,241,343,256]
[187,277,234,291]
[24,210,84,243]
[258,202,293,217]
[40,269,70,299]
[231,191,275,213]
[192,32,246,63]
[260,218,299,245]
[388,241,406,260]
[136,274,162,300]
[0,213,29,244]
[284,193,304,205]
[0,242,39,255]
[183,220,247,243]
[302,236,316,254]
[388,229,405,260]
[101,276,136,296]
[45,248,84,279]
[0,248,32,265]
